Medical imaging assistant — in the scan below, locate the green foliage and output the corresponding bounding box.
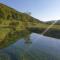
[0,9,5,19]
[7,15,11,20]
[12,12,18,19]
[0,20,2,24]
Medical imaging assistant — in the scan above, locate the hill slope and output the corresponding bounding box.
[0,3,60,48]
[46,20,60,25]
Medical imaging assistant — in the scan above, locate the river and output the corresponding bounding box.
[0,33,60,60]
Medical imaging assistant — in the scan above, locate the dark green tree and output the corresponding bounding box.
[0,9,5,19]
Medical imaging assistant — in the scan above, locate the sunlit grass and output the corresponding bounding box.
[0,28,10,40]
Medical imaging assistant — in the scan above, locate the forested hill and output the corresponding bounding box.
[0,3,43,23]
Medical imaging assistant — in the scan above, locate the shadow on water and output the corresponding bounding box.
[0,33,60,60]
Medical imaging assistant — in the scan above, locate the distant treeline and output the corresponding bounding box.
[28,27,60,39]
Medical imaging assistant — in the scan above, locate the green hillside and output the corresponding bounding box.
[0,3,60,48]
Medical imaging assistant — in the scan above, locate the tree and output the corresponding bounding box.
[24,11,31,16]
[9,21,19,31]
[12,13,17,19]
[7,15,11,20]
[0,9,5,19]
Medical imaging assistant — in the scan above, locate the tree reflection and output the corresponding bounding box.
[24,34,32,49]
[21,35,32,60]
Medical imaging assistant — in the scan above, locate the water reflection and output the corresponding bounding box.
[0,33,60,60]
[21,36,32,60]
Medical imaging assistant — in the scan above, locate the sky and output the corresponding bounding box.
[0,0,60,21]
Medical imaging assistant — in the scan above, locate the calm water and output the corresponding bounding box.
[0,33,60,60]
